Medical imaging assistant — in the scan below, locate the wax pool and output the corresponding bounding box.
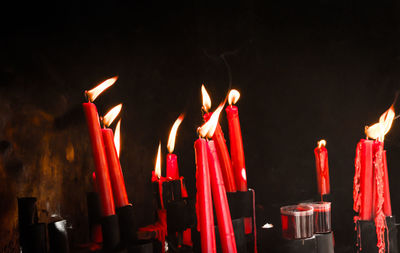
[280,205,314,240]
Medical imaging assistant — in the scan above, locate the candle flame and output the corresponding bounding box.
[167,114,184,153]
[317,139,326,148]
[228,89,240,105]
[86,76,118,102]
[365,105,395,141]
[241,168,247,181]
[103,104,122,127]
[114,119,121,158]
[154,142,162,178]
[201,84,211,112]
[198,103,224,138]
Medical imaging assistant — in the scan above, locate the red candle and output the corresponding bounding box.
[225,104,247,192]
[204,113,237,192]
[382,150,392,216]
[314,140,330,196]
[83,102,115,216]
[355,139,374,220]
[102,128,129,208]
[194,138,216,253]
[207,140,237,253]
[166,154,179,179]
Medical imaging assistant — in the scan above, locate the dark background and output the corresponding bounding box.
[1,0,400,252]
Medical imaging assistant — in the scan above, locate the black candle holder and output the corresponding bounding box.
[48,219,70,253]
[86,192,102,243]
[22,223,48,253]
[116,204,137,246]
[153,179,183,209]
[18,197,39,249]
[101,214,122,252]
[355,216,399,253]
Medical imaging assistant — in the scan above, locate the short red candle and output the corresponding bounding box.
[83,102,115,216]
[194,138,216,253]
[166,153,179,179]
[382,151,392,216]
[358,139,374,220]
[204,113,236,192]
[225,105,248,192]
[102,128,129,208]
[314,142,330,195]
[207,140,237,253]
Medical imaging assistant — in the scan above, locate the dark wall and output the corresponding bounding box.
[1,1,400,252]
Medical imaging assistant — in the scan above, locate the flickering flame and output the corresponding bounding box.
[201,85,211,112]
[114,119,121,158]
[103,104,122,127]
[318,139,326,148]
[198,103,224,138]
[365,105,395,141]
[228,89,240,105]
[154,142,162,178]
[86,76,118,102]
[241,168,247,181]
[167,114,184,153]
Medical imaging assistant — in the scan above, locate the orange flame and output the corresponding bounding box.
[198,103,224,138]
[86,76,118,102]
[228,89,240,105]
[167,114,184,153]
[365,105,395,141]
[201,84,211,112]
[318,139,326,148]
[103,104,122,127]
[114,119,121,158]
[154,142,162,178]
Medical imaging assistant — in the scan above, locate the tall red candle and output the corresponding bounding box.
[358,139,374,220]
[204,113,237,192]
[225,104,247,192]
[207,140,237,253]
[194,138,216,253]
[83,102,115,216]
[382,151,392,216]
[102,128,129,208]
[314,140,330,196]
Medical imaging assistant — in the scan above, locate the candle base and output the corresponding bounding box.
[21,223,48,253]
[48,220,70,253]
[315,232,334,253]
[166,198,196,234]
[280,235,317,253]
[18,197,39,249]
[116,205,138,247]
[101,214,122,251]
[355,216,399,253]
[87,192,103,243]
[127,240,154,253]
[153,180,183,209]
[191,218,247,253]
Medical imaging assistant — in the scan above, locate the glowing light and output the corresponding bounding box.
[114,119,121,158]
[167,114,184,153]
[154,142,162,178]
[318,139,326,148]
[201,84,211,112]
[365,105,395,141]
[103,104,122,127]
[86,76,118,102]
[241,168,247,181]
[228,89,240,105]
[198,103,224,138]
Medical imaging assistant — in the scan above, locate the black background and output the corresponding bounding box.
[2,1,400,252]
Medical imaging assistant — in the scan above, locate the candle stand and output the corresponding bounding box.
[48,219,70,253]
[355,216,399,253]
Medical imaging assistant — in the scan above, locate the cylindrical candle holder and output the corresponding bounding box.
[22,223,47,253]
[48,219,69,253]
[116,204,137,246]
[101,214,121,251]
[299,202,331,233]
[153,179,183,209]
[128,240,154,253]
[280,205,314,240]
[87,192,102,243]
[18,197,39,249]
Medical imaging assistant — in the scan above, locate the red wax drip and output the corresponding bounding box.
[207,141,237,253]
[373,142,386,253]
[382,151,392,216]
[225,105,248,192]
[166,153,180,179]
[180,177,189,198]
[314,145,330,195]
[102,128,129,208]
[194,138,217,253]
[203,113,237,192]
[83,102,115,216]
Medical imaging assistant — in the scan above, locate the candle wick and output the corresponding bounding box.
[84,91,91,102]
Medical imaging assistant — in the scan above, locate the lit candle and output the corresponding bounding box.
[201,85,236,192]
[225,89,247,191]
[207,140,237,253]
[166,114,184,180]
[102,104,129,208]
[152,142,165,209]
[314,139,330,197]
[83,77,117,217]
